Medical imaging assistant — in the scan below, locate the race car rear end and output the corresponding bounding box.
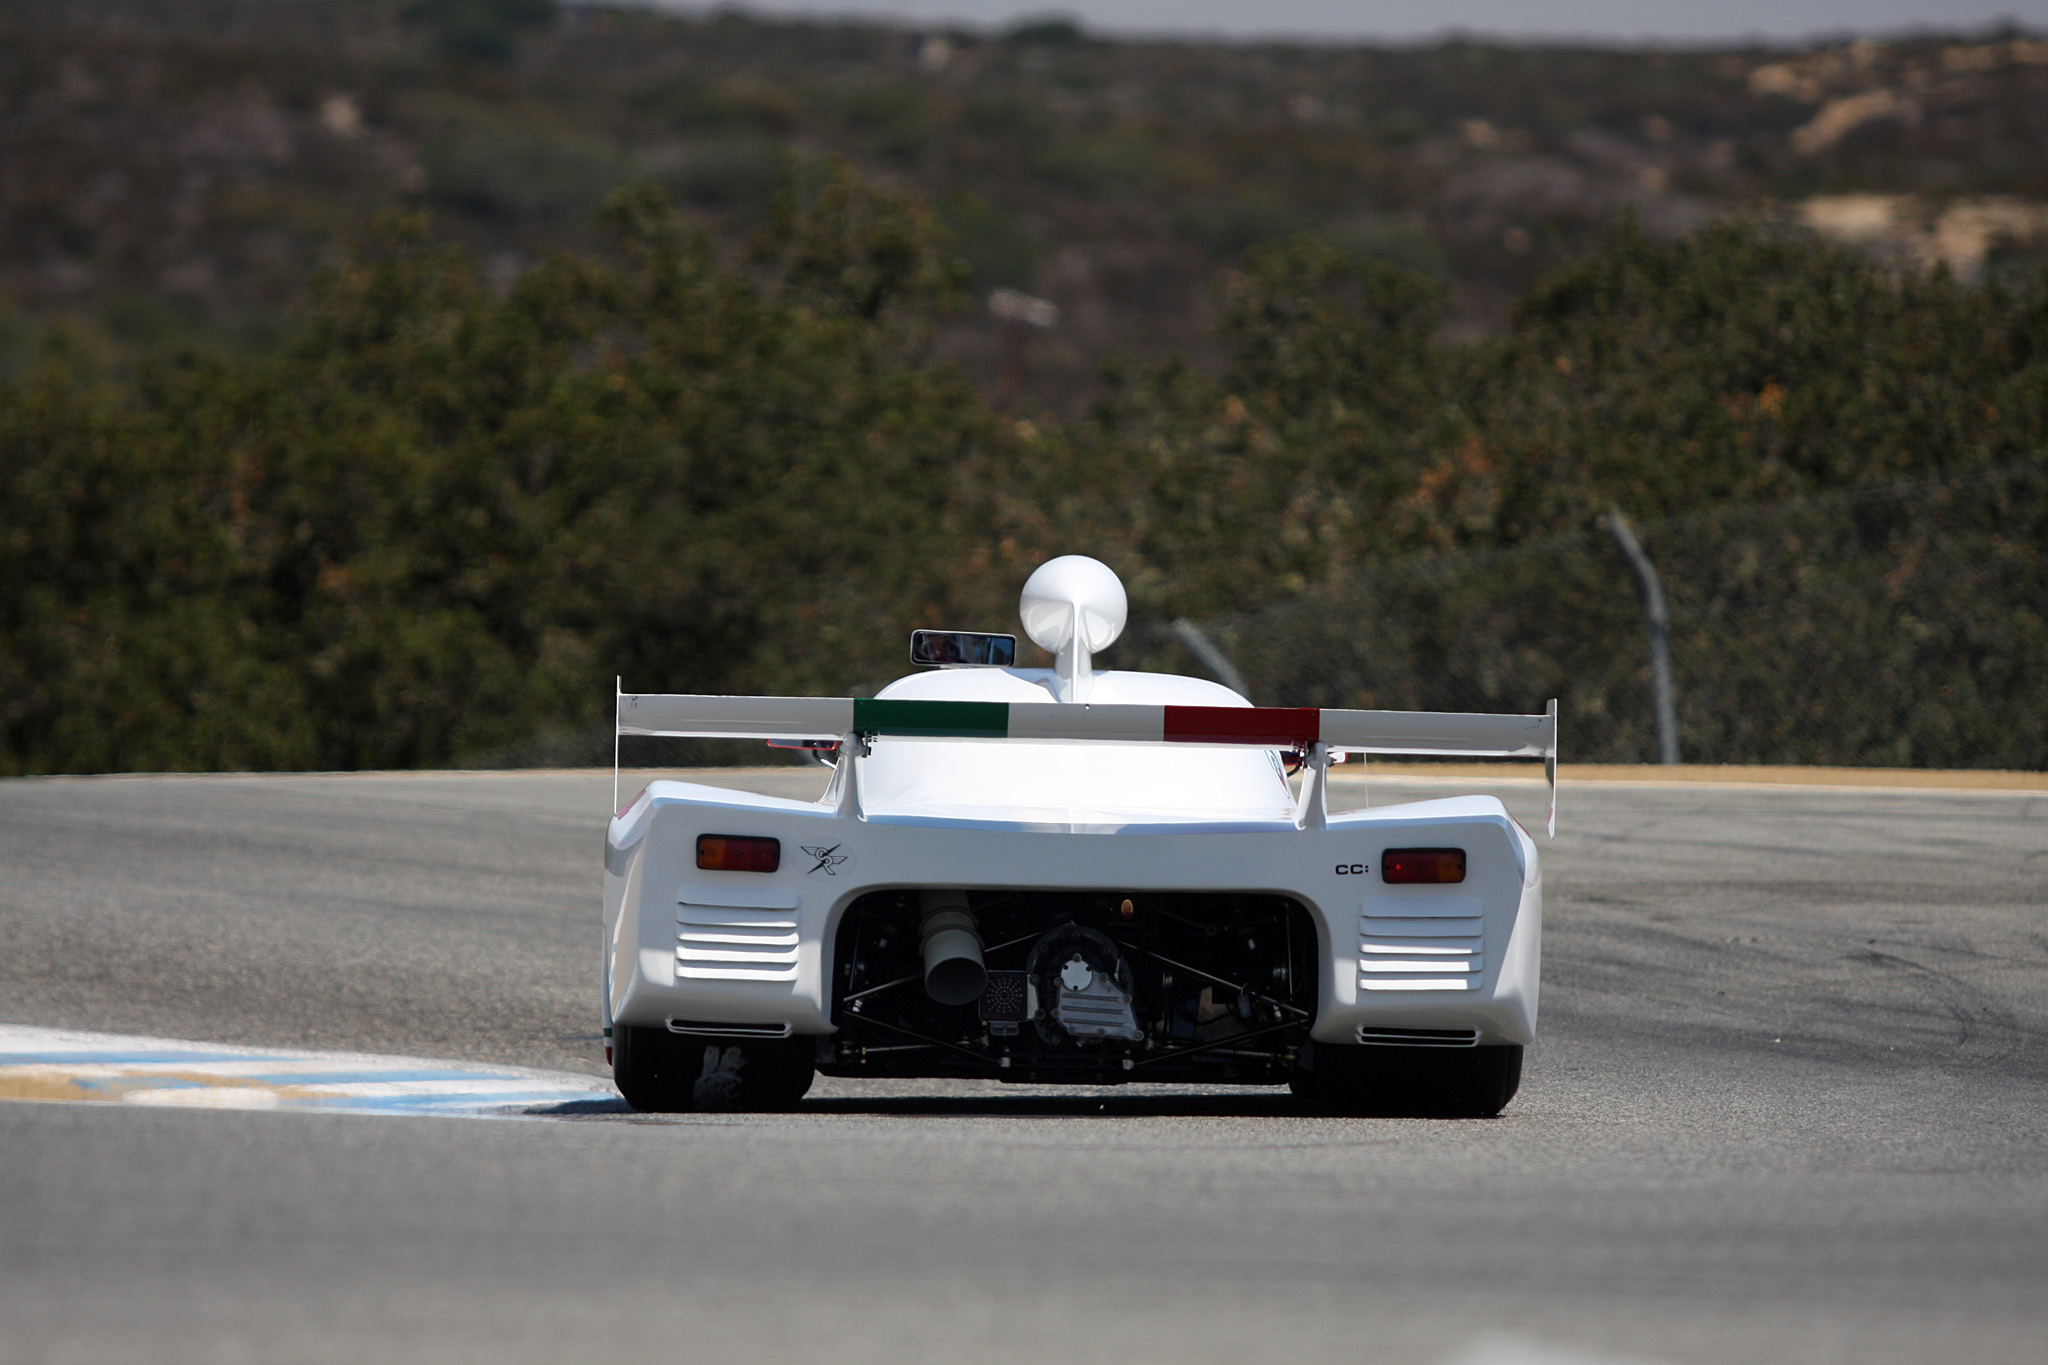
[602,556,1552,1116]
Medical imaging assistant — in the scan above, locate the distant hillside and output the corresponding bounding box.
[3,0,2046,406]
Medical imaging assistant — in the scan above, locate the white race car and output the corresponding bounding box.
[602,557,1555,1116]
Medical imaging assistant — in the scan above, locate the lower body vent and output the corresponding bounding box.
[1357,1025,1479,1047]
[667,1018,793,1038]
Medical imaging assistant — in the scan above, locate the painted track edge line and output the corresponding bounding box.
[0,1024,618,1120]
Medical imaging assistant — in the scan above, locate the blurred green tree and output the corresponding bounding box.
[0,166,1005,773]
[405,0,559,62]
[4,198,2044,773]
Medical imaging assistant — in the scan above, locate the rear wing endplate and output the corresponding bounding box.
[613,684,1560,836]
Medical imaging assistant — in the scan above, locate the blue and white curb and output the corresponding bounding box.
[0,1026,620,1118]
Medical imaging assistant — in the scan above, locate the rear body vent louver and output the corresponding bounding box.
[1359,897,1483,992]
[676,885,802,983]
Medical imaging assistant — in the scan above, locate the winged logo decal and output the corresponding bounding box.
[800,843,849,876]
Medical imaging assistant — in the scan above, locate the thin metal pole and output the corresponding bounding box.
[1600,511,1681,765]
[1170,618,1251,699]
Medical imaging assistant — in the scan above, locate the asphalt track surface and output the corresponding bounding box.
[2,768,2044,1364]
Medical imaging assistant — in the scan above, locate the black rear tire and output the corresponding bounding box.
[1310,1043,1522,1118]
[613,1026,815,1113]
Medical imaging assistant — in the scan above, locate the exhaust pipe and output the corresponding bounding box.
[919,891,986,1006]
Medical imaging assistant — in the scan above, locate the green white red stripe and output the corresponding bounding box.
[618,693,1555,759]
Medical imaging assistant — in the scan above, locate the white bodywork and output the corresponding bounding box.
[602,662,1543,1055]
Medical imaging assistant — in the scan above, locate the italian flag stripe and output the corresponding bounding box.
[850,698,1010,737]
[1007,704,1161,742]
[846,699,1322,746]
[1162,705,1320,746]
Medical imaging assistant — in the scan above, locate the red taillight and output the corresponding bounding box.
[1381,848,1466,884]
[696,834,781,873]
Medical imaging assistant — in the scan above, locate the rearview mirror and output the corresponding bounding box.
[910,630,1018,668]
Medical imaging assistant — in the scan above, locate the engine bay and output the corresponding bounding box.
[825,889,1319,1084]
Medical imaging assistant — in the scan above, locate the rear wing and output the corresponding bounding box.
[614,684,1559,836]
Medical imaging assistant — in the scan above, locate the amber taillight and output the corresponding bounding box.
[696,834,781,873]
[1380,848,1466,884]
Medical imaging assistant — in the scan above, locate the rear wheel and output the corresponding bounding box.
[612,1026,815,1113]
[1309,1043,1522,1118]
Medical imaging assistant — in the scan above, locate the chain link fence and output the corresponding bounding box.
[1164,462,2048,769]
